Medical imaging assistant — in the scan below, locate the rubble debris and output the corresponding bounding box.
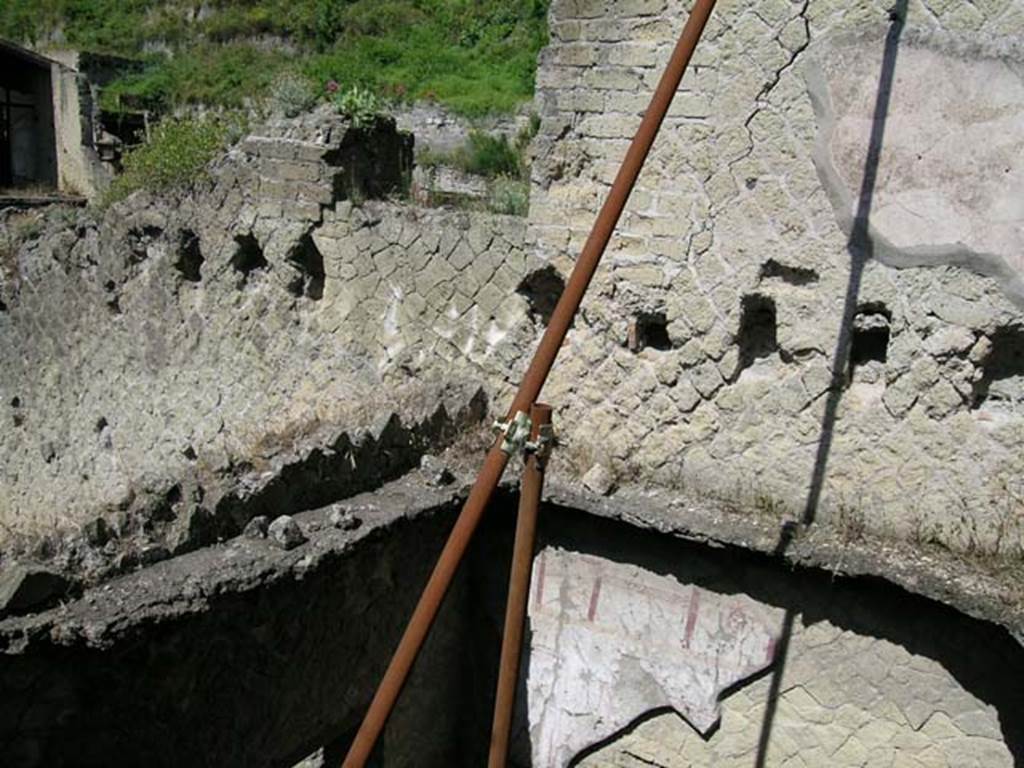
[82,517,112,548]
[329,506,362,531]
[243,516,270,539]
[420,454,456,487]
[138,546,170,566]
[268,516,308,550]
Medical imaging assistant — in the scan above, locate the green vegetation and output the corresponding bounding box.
[487,176,530,217]
[331,83,383,129]
[421,116,540,179]
[417,117,540,216]
[269,71,319,118]
[0,1,550,117]
[102,115,236,206]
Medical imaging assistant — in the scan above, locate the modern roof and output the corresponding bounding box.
[0,38,61,69]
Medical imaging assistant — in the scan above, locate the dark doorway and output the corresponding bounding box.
[0,42,59,191]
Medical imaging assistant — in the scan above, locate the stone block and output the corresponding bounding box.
[607,43,661,68]
[274,161,323,184]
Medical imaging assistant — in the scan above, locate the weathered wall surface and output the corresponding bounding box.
[0,111,533,580]
[530,0,1024,555]
[508,506,1024,768]
[2,0,1024,613]
[49,56,108,199]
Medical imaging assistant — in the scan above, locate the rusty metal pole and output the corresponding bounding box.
[488,404,553,768]
[342,3,718,765]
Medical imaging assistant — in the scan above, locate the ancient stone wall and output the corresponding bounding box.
[0,111,532,582]
[529,0,1024,556]
[0,485,477,768]
[3,0,1023,628]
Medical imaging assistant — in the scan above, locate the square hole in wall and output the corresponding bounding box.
[175,229,204,283]
[848,306,891,383]
[738,294,777,368]
[628,312,671,352]
[516,266,565,326]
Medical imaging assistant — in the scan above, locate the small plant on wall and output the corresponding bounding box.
[331,83,384,129]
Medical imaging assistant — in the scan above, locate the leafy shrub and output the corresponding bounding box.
[313,0,348,51]
[269,71,319,117]
[102,117,233,206]
[100,44,288,113]
[332,84,384,129]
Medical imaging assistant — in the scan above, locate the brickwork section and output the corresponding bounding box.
[529,0,1024,556]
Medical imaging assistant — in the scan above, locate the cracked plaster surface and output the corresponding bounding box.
[525,547,781,766]
[529,0,1024,557]
[579,617,1013,768]
[808,39,1024,305]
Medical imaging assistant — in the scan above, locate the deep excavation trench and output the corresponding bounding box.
[2,481,1023,768]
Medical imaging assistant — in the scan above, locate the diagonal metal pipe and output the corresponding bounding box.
[342,2,719,764]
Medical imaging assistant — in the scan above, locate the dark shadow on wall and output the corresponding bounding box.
[756,4,909,767]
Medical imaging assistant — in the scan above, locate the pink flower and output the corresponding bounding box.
[326,80,340,94]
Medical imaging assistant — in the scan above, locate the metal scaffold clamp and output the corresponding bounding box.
[525,422,555,463]
[493,411,533,455]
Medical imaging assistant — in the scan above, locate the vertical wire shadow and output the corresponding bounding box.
[753,4,908,765]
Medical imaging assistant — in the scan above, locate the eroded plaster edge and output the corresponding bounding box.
[803,44,1024,311]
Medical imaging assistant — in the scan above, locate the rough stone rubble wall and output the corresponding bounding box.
[2,0,1024,580]
[0,111,534,574]
[530,0,1024,555]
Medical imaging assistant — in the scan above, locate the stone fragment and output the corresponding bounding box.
[40,441,56,463]
[924,326,975,359]
[244,516,270,539]
[329,507,362,532]
[32,536,56,561]
[0,564,70,618]
[420,454,455,487]
[268,516,308,550]
[582,463,616,496]
[969,335,992,365]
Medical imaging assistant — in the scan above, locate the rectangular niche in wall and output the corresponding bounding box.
[848,305,890,384]
[738,294,778,369]
[628,312,672,352]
